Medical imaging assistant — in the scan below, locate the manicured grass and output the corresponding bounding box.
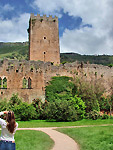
[57,126,113,150]
[0,130,54,150]
[17,119,113,128]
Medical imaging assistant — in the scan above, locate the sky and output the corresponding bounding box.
[0,0,113,55]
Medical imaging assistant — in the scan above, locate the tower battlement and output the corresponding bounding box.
[30,13,58,22]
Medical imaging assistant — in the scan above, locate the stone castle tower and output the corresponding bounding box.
[28,13,60,65]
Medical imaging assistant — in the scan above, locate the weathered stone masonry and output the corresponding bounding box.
[0,59,45,103]
[0,59,113,103]
[28,14,60,65]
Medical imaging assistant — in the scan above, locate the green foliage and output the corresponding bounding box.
[8,93,22,109]
[61,61,68,65]
[101,113,109,119]
[108,64,113,68]
[46,76,75,102]
[70,95,86,119]
[13,102,36,121]
[73,77,105,112]
[0,99,8,111]
[0,42,28,60]
[60,53,113,66]
[99,97,110,111]
[32,98,47,119]
[44,94,86,121]
[45,99,77,121]
[45,76,87,121]
[86,110,100,120]
[8,94,36,121]
[0,94,36,121]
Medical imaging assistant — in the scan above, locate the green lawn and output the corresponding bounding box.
[17,119,113,128]
[1,119,113,150]
[57,126,113,150]
[0,130,54,150]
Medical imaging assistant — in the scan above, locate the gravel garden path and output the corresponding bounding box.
[18,127,79,150]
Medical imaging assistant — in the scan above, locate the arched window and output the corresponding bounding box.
[23,77,28,88]
[28,77,32,89]
[3,77,7,89]
[0,77,2,88]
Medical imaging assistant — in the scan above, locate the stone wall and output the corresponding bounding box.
[0,59,45,103]
[0,59,113,103]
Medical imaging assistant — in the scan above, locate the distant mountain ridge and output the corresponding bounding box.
[60,53,113,66]
[0,42,113,66]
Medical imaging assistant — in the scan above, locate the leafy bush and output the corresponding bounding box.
[8,93,22,109]
[46,76,75,102]
[86,110,100,120]
[13,102,36,121]
[32,98,48,119]
[70,95,86,119]
[101,113,109,119]
[0,94,37,121]
[99,97,110,111]
[45,99,79,121]
[0,99,8,111]
[108,64,113,68]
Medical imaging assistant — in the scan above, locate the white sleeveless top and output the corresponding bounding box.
[0,112,18,141]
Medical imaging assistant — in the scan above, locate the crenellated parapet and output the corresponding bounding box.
[30,13,58,23]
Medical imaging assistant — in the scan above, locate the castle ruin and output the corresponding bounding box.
[0,14,113,103]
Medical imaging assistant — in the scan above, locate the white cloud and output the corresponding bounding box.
[60,27,109,55]
[0,13,30,42]
[0,4,14,13]
[32,0,62,15]
[3,4,14,11]
[33,0,113,55]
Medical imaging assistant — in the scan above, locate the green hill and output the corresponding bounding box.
[60,53,113,66]
[0,42,113,66]
[0,42,29,60]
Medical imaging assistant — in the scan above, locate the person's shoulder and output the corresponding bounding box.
[0,118,7,126]
[0,112,4,116]
[16,122,18,128]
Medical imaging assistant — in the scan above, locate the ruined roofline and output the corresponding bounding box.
[30,13,58,22]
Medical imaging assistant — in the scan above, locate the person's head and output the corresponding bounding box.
[6,111,15,122]
[6,111,16,133]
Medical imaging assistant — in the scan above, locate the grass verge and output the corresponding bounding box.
[57,126,113,150]
[17,119,113,128]
[0,130,54,150]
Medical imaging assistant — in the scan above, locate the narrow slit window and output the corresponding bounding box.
[3,77,7,89]
[28,77,32,89]
[23,77,28,88]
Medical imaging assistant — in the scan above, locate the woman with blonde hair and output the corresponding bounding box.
[0,111,18,150]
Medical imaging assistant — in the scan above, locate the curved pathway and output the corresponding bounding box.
[18,127,79,150]
[18,124,113,150]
